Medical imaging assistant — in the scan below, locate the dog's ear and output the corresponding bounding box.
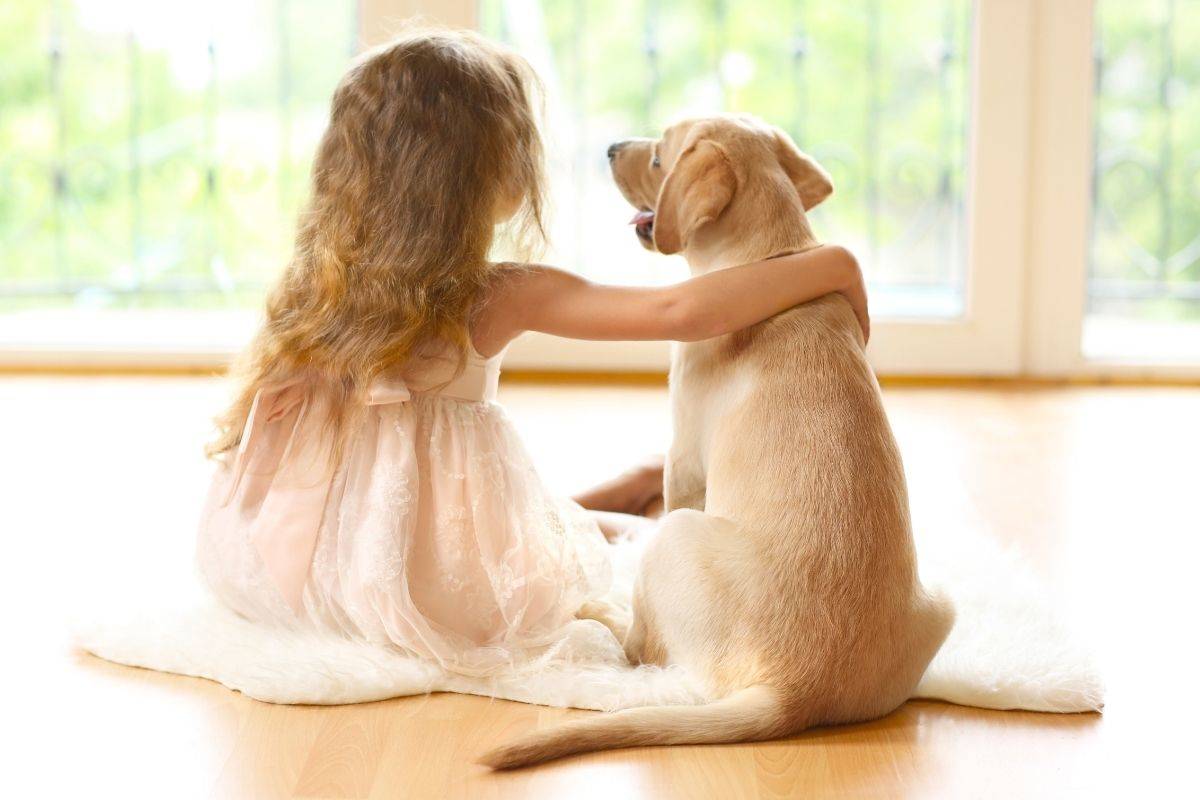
[653,139,735,255]
[772,128,832,211]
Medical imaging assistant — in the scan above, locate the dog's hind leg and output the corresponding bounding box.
[622,577,669,666]
[628,509,740,675]
[576,599,632,643]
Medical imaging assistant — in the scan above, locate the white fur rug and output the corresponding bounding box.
[75,526,1103,714]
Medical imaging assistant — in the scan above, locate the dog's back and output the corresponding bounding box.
[686,293,953,724]
[482,296,955,771]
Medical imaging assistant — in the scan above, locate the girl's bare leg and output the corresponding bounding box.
[573,455,665,517]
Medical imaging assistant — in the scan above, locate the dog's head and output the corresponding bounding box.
[607,115,832,257]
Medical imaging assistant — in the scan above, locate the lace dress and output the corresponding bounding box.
[196,346,612,676]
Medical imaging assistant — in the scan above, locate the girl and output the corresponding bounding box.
[198,29,868,677]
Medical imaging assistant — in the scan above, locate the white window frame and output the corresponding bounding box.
[494,0,1200,379]
[1022,0,1200,380]
[493,0,1036,375]
[5,0,1197,379]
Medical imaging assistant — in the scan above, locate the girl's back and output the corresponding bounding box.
[197,31,606,676]
[198,341,610,675]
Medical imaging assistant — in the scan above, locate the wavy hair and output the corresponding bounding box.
[208,28,546,458]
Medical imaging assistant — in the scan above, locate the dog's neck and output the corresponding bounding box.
[682,176,821,274]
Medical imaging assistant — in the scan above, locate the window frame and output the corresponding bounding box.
[501,0,1200,379]
[5,0,1199,379]
[506,0,1033,375]
[1023,0,1200,380]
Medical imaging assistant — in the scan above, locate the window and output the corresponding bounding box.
[1086,0,1200,363]
[2,0,1198,378]
[480,0,973,319]
[0,0,356,355]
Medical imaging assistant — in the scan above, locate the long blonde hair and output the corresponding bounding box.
[208,29,546,458]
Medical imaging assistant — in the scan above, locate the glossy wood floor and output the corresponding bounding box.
[4,377,1196,798]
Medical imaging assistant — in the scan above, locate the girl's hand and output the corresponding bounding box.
[832,247,870,344]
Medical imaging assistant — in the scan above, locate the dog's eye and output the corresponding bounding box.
[651,154,661,168]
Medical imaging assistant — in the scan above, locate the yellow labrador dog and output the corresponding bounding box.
[482,114,954,769]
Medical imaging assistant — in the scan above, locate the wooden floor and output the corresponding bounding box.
[4,376,1197,798]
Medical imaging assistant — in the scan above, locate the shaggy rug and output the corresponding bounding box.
[75,525,1104,714]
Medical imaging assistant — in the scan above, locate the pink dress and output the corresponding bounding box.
[196,346,611,676]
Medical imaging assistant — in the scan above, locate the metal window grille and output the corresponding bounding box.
[1090,0,1200,317]
[0,0,357,311]
[481,0,973,318]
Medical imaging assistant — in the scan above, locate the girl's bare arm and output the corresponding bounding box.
[475,245,868,355]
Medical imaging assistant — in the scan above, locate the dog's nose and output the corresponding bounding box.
[607,141,628,162]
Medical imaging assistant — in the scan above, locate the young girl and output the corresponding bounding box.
[197,29,868,677]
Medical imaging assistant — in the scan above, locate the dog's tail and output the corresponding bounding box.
[478,685,789,770]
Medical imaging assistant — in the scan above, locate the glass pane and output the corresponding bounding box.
[0,0,355,347]
[481,0,973,318]
[1087,0,1200,362]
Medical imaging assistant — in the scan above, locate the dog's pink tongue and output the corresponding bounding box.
[629,210,655,225]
